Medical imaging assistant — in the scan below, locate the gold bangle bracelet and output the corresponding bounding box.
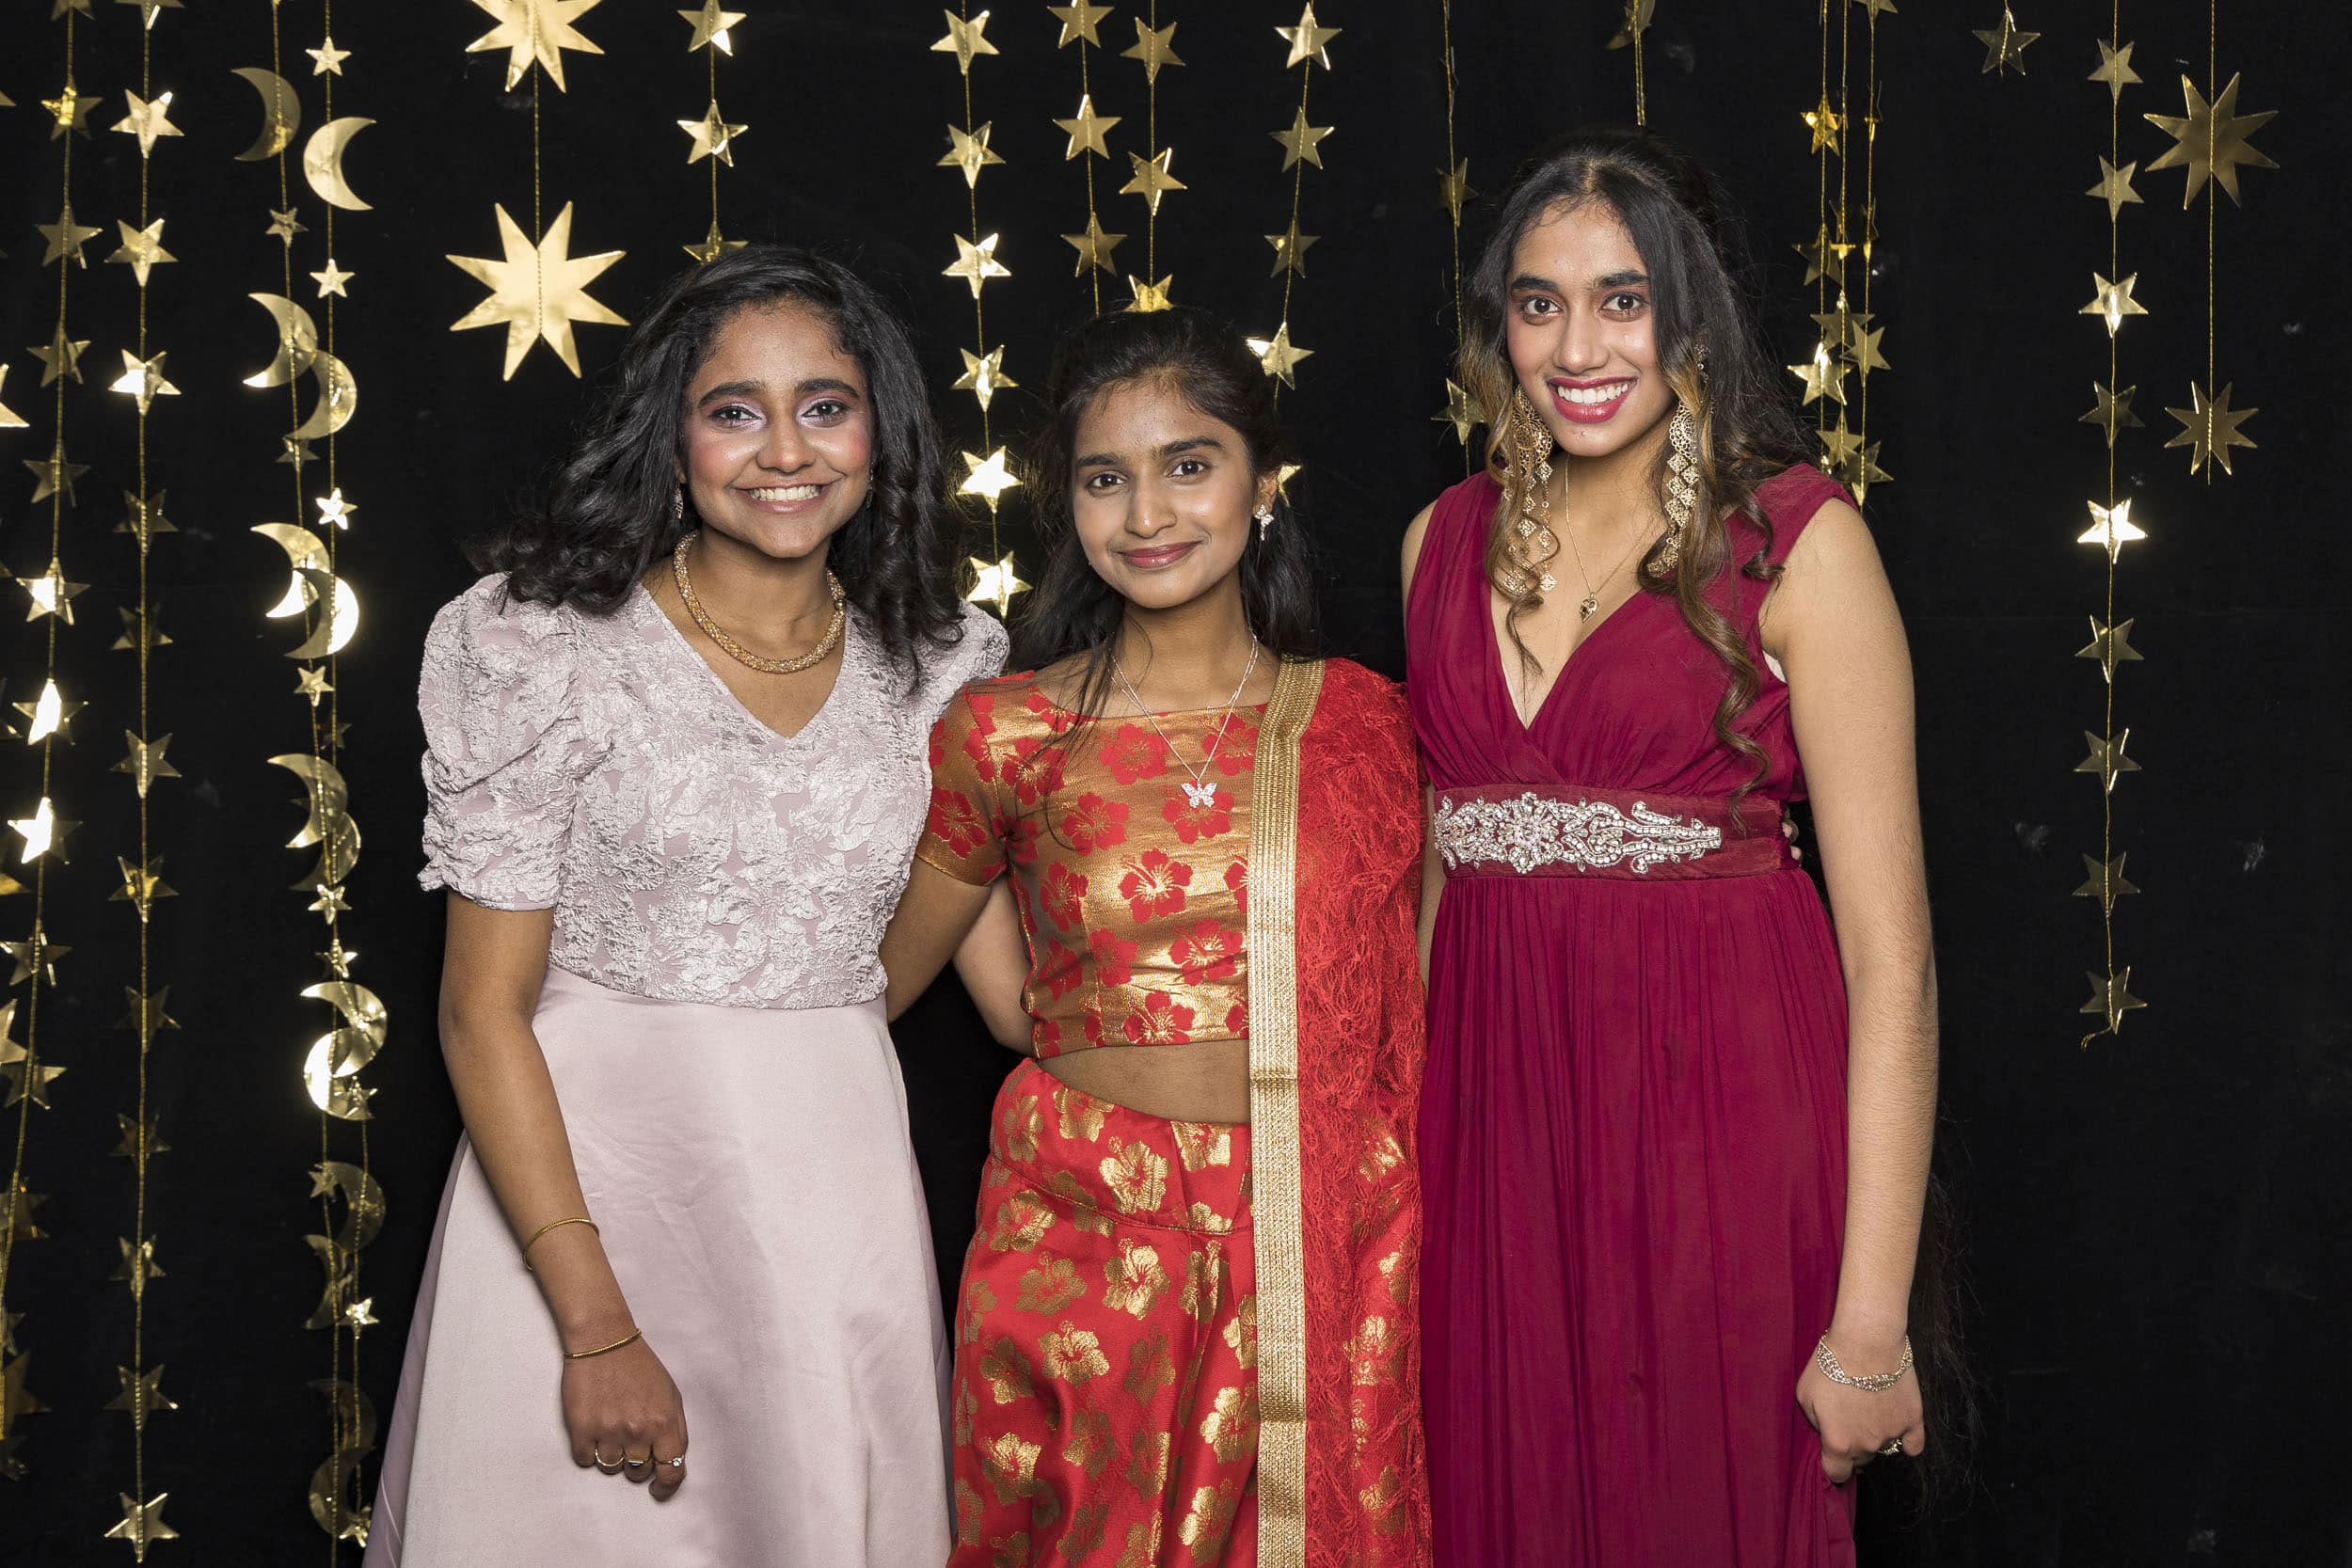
[564,1327,643,1361]
[520,1215,597,1273]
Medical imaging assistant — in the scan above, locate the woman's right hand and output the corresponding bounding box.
[563,1332,689,1501]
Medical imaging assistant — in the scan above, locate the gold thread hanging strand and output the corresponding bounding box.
[1632,1,1645,125]
[1438,0,1470,472]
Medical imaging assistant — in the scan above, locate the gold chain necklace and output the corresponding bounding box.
[1554,482,1654,622]
[672,532,846,676]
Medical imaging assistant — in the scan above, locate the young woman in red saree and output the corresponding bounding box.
[1402,128,1942,1565]
[884,308,1430,1567]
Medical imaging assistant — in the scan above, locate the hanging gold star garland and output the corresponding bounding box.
[1120,0,1182,311]
[1,0,91,1492]
[1604,0,1654,125]
[1050,3,1120,316]
[679,1,748,263]
[1791,2,1891,499]
[447,0,627,379]
[1248,6,1336,400]
[936,5,1026,618]
[1433,0,1475,465]
[96,0,183,1553]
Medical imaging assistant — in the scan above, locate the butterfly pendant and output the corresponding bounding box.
[1182,781,1218,808]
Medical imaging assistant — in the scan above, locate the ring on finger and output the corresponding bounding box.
[592,1447,625,1474]
[1879,1438,1907,1458]
[653,1453,685,1470]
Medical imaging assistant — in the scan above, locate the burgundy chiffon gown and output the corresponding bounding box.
[1407,463,1859,1567]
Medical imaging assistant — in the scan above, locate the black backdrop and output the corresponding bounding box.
[2,2,2345,1562]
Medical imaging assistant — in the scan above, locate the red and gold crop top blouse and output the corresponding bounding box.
[914,675,1263,1057]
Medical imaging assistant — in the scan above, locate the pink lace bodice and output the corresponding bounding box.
[418,574,1007,1008]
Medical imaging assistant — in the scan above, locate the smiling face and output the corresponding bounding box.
[678,302,873,562]
[1070,376,1276,614]
[1503,199,1676,461]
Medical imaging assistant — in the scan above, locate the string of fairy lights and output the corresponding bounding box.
[1248,7,1338,398]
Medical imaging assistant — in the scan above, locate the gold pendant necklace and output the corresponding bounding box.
[673,532,846,676]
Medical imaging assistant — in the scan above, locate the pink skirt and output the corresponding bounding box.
[365,965,951,1566]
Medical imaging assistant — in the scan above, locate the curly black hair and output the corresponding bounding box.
[473,245,970,679]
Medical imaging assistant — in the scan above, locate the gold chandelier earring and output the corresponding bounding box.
[1648,403,1700,580]
[1502,387,1560,597]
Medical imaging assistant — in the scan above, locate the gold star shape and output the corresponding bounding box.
[1846,442,1891,502]
[2090,38,2139,102]
[1062,214,1127,277]
[38,205,103,268]
[1274,462,1304,500]
[1246,324,1314,388]
[930,8,1000,75]
[2079,968,2146,1035]
[43,82,96,139]
[1,1185,47,1244]
[308,34,353,74]
[318,937,358,979]
[2073,852,2140,912]
[310,258,356,298]
[1437,160,1474,222]
[1047,1,1112,48]
[315,487,358,530]
[2080,381,2142,446]
[116,0,183,29]
[683,221,746,265]
[679,99,748,166]
[939,121,1002,186]
[1847,324,1889,380]
[1122,275,1175,313]
[112,858,175,923]
[960,447,1021,508]
[116,733,178,799]
[1792,225,1847,286]
[1786,341,1848,406]
[281,436,318,471]
[112,1110,171,1161]
[1819,418,1864,472]
[1123,17,1184,82]
[2144,73,2276,206]
[1272,107,1335,171]
[1055,95,1120,161]
[104,1492,178,1558]
[2075,616,2142,684]
[954,347,1016,413]
[2165,381,2257,477]
[1803,94,1843,156]
[1811,295,1867,342]
[942,232,1010,299]
[8,798,74,864]
[1847,0,1899,15]
[310,883,352,917]
[31,326,90,386]
[1433,380,1479,447]
[2077,498,2145,562]
[295,666,334,704]
[111,89,183,158]
[119,986,178,1044]
[448,202,628,379]
[3,926,68,987]
[0,1054,64,1110]
[1120,148,1185,216]
[24,443,88,507]
[2075,729,2138,793]
[108,349,180,415]
[114,606,171,654]
[966,553,1030,617]
[2079,271,2147,336]
[2087,156,2141,222]
[467,0,607,92]
[266,207,307,245]
[13,679,84,745]
[345,1297,380,1330]
[1972,8,2038,74]
[676,1,744,54]
[1275,4,1341,70]
[108,218,176,287]
[105,1366,176,1432]
[0,368,21,431]
[1265,222,1319,278]
[22,559,88,624]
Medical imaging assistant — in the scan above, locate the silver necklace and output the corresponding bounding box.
[1110,638,1262,808]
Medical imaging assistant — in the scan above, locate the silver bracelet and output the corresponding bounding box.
[1815,1333,1913,1392]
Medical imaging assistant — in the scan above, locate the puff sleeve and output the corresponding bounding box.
[912,603,1011,730]
[417,575,606,910]
[913,687,1012,886]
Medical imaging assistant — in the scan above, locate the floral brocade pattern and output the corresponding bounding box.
[418,574,1007,1007]
[915,676,1263,1057]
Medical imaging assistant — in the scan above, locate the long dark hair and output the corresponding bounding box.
[473,245,968,676]
[1010,306,1317,721]
[1461,125,1811,792]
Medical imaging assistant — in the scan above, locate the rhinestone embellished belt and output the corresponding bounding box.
[1434,783,1788,880]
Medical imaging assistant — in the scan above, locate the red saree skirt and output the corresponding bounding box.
[948,1058,1258,1566]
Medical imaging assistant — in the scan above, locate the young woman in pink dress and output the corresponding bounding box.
[1403,127,1941,1565]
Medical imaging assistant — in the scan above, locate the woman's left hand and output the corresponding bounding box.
[1795,1330,1927,1484]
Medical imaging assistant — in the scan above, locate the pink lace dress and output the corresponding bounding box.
[366,575,1004,1568]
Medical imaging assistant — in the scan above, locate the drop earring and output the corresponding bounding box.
[1254,503,1275,541]
[1649,404,1699,579]
[672,484,686,527]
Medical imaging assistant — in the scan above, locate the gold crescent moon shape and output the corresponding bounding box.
[230,66,303,161]
[289,351,358,441]
[302,116,374,212]
[268,752,351,841]
[309,1159,388,1252]
[302,1039,375,1120]
[293,816,363,892]
[283,569,359,659]
[252,522,332,616]
[242,293,320,389]
[302,982,388,1046]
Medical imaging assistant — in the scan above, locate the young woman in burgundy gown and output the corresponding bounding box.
[1403,128,1939,1565]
